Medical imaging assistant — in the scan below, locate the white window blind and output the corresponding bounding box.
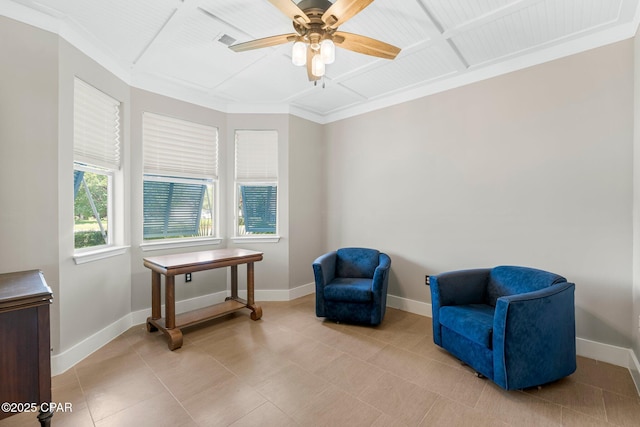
[235,130,278,181]
[143,112,218,180]
[74,78,121,169]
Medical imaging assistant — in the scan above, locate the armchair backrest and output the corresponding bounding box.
[336,248,380,279]
[485,265,567,307]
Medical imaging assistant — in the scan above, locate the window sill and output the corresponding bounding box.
[140,237,223,252]
[73,245,130,265]
[230,235,281,244]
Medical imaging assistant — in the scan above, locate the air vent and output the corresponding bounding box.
[218,34,236,46]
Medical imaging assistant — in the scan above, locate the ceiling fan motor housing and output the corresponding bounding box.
[293,0,336,49]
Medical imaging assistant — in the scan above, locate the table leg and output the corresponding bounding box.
[146,271,161,332]
[231,265,238,299]
[164,275,184,350]
[165,275,175,329]
[246,262,262,320]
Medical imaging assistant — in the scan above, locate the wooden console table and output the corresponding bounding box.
[0,270,53,427]
[143,248,263,350]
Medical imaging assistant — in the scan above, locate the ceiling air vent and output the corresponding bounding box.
[218,34,236,46]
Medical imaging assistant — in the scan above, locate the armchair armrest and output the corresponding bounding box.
[313,251,337,288]
[372,253,391,293]
[492,282,576,390]
[313,251,337,317]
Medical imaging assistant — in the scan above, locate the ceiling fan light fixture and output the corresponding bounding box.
[311,53,325,77]
[320,39,335,64]
[292,41,307,66]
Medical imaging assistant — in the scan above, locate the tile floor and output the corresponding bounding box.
[2,294,639,426]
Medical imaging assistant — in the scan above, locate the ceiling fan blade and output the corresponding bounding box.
[229,33,297,52]
[268,0,311,28]
[322,0,373,29]
[307,46,321,81]
[333,31,401,59]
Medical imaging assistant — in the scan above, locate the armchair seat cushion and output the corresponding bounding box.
[324,278,373,303]
[440,304,495,349]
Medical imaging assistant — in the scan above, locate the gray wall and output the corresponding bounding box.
[289,116,326,288]
[634,28,640,360]
[324,40,635,347]
[57,39,133,352]
[0,17,60,349]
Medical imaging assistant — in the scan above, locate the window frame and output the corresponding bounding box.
[140,112,221,250]
[232,130,280,243]
[72,77,127,263]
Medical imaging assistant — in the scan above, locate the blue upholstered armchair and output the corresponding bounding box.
[430,266,576,390]
[313,248,391,326]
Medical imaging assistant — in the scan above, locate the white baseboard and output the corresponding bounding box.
[51,289,640,396]
[51,315,133,376]
[387,294,431,316]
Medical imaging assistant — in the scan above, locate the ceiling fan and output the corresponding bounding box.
[229,0,401,81]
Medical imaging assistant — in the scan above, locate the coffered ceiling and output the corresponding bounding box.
[3,0,640,122]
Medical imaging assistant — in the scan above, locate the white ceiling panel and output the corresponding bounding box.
[451,0,623,66]
[199,0,293,41]
[137,11,267,90]
[424,0,518,31]
[29,0,179,64]
[338,0,434,49]
[214,46,313,103]
[290,82,365,115]
[340,42,460,98]
[5,0,639,121]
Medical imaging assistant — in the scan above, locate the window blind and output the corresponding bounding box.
[74,78,121,169]
[143,112,218,180]
[235,130,278,181]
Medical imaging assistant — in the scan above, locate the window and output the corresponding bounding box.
[73,78,121,250]
[234,130,278,236]
[142,113,218,241]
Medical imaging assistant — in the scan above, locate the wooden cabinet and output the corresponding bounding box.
[0,270,53,426]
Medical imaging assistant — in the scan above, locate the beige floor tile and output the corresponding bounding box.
[315,352,386,396]
[367,343,481,407]
[285,339,344,373]
[476,383,563,426]
[252,364,331,415]
[152,352,236,402]
[52,379,89,412]
[196,329,265,365]
[573,357,640,399]
[95,392,196,427]
[602,390,640,427]
[359,372,439,426]
[228,402,297,427]
[181,376,267,427]
[83,369,166,422]
[220,345,296,384]
[51,367,80,389]
[370,412,411,427]
[561,408,617,427]
[75,351,149,391]
[290,385,382,427]
[524,377,606,420]
[419,396,509,427]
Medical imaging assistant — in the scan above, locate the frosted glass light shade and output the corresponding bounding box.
[291,41,306,66]
[311,54,325,77]
[320,39,335,64]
